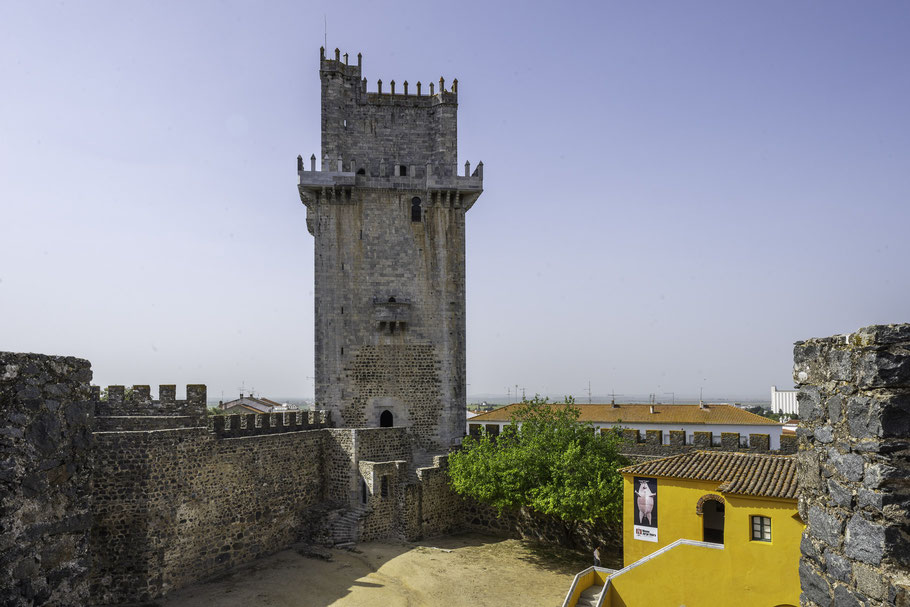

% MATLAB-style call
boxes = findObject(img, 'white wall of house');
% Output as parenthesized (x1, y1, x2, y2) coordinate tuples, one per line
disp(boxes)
(468, 420, 784, 450)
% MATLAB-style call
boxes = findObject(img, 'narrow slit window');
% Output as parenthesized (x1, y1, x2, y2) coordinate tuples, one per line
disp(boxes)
(411, 197, 422, 222)
(399, 164, 407, 176)
(380, 476, 389, 498)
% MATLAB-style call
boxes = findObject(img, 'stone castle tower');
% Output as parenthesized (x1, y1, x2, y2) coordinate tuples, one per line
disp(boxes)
(298, 48, 483, 452)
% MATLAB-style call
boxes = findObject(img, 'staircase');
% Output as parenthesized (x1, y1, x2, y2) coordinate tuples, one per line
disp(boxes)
(576, 584, 604, 607)
(328, 505, 368, 549)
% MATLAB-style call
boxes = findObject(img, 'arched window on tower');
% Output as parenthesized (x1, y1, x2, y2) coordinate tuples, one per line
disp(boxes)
(411, 197, 422, 222)
(380, 410, 393, 427)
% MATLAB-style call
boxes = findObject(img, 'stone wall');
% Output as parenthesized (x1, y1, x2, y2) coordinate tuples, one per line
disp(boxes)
(618, 431, 796, 460)
(794, 324, 910, 606)
(318, 48, 458, 175)
(92, 384, 206, 418)
(404, 455, 465, 540)
(91, 425, 327, 604)
(0, 352, 94, 606)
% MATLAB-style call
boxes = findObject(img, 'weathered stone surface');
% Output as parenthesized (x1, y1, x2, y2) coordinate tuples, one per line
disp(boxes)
(853, 562, 887, 600)
(304, 50, 480, 453)
(800, 560, 833, 607)
(795, 325, 910, 607)
(823, 549, 852, 583)
(815, 425, 834, 443)
(0, 352, 94, 607)
(833, 583, 868, 607)
(828, 448, 865, 482)
(827, 479, 853, 509)
(808, 506, 845, 549)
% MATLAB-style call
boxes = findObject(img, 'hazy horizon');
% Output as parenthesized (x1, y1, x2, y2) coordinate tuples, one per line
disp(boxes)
(2, 1, 908, 401)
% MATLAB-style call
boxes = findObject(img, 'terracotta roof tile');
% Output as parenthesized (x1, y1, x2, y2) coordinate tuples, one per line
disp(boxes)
(469, 403, 780, 426)
(619, 451, 797, 500)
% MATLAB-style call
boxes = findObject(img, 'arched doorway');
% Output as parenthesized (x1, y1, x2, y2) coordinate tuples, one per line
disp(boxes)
(703, 500, 725, 544)
(380, 410, 393, 427)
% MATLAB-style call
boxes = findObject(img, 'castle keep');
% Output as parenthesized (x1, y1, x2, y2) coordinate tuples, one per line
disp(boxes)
(298, 48, 483, 454)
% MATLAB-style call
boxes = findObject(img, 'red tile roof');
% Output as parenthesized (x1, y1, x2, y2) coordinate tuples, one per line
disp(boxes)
(619, 451, 797, 500)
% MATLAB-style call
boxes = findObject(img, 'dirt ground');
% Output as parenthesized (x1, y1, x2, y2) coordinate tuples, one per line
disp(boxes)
(161, 533, 616, 607)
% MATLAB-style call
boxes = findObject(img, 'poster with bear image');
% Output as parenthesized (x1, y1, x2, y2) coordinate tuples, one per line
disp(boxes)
(633, 477, 658, 542)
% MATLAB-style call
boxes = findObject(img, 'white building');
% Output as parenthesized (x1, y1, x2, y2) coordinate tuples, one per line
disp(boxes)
(468, 403, 785, 450)
(771, 386, 799, 416)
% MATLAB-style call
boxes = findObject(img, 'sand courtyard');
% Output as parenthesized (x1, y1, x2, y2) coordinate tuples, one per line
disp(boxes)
(160, 533, 616, 607)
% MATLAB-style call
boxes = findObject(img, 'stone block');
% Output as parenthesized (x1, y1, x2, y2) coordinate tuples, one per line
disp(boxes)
(845, 514, 885, 565)
(799, 560, 833, 607)
(749, 433, 769, 451)
(833, 583, 867, 607)
(814, 426, 834, 444)
(822, 549, 851, 583)
(669, 430, 685, 446)
(693, 431, 712, 448)
(798, 386, 823, 422)
(780, 434, 797, 454)
(721, 432, 740, 450)
(827, 479, 853, 509)
(853, 562, 887, 600)
(808, 505, 844, 549)
(828, 448, 864, 482)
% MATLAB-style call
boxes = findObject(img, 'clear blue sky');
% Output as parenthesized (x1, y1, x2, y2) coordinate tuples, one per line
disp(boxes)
(2, 1, 908, 402)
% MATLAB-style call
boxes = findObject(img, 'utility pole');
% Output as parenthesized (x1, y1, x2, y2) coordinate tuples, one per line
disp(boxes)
(587, 380, 592, 404)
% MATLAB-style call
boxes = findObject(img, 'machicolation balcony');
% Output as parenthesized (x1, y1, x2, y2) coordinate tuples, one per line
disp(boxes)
(373, 298, 411, 332)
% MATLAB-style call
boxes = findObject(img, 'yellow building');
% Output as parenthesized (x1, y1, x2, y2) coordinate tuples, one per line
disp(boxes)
(562, 451, 802, 607)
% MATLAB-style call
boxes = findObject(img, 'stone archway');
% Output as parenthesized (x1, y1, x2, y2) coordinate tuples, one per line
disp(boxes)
(695, 493, 725, 515)
(368, 396, 409, 429)
(697, 494, 725, 544)
(380, 410, 393, 427)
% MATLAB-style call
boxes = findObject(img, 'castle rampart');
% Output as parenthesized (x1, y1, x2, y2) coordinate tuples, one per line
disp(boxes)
(0, 352, 94, 606)
(795, 324, 910, 606)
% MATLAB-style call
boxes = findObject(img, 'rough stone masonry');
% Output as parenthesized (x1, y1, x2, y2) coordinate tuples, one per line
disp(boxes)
(298, 47, 484, 456)
(795, 324, 910, 606)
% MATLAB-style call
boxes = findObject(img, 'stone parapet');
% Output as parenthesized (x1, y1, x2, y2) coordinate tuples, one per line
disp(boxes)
(93, 384, 206, 418)
(210, 410, 332, 438)
(795, 324, 910, 606)
(0, 352, 94, 606)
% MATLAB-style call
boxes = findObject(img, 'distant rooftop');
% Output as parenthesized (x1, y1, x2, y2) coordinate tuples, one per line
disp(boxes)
(468, 403, 780, 426)
(620, 451, 797, 500)
(220, 395, 294, 414)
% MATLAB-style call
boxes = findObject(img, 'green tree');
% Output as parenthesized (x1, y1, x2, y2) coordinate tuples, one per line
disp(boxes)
(448, 396, 628, 528)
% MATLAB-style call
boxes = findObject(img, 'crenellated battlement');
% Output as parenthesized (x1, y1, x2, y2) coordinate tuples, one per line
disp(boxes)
(616, 429, 797, 460)
(210, 410, 333, 438)
(319, 47, 458, 107)
(92, 384, 207, 418)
